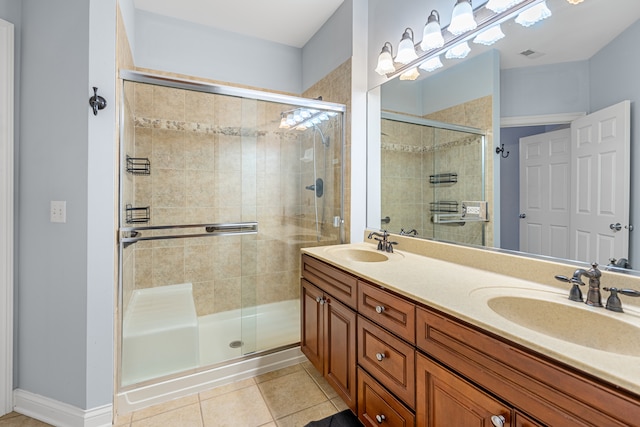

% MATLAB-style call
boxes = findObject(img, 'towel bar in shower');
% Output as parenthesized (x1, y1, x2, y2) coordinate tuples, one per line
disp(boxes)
(119, 222, 258, 244)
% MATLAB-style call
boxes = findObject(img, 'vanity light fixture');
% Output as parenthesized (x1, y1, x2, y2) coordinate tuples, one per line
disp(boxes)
(473, 24, 505, 45)
(445, 41, 471, 59)
(515, 1, 552, 27)
(449, 0, 477, 35)
(420, 10, 445, 51)
(396, 28, 419, 64)
(279, 108, 333, 131)
(419, 55, 443, 72)
(566, 0, 584, 3)
(375, 42, 396, 76)
(376, 0, 549, 81)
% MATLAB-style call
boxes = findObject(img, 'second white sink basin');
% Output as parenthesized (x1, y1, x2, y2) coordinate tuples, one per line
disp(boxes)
(487, 295, 640, 356)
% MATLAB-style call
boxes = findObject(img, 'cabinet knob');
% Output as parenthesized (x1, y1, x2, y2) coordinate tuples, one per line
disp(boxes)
(375, 352, 386, 361)
(491, 415, 505, 427)
(375, 305, 385, 314)
(315, 296, 326, 305)
(375, 414, 386, 423)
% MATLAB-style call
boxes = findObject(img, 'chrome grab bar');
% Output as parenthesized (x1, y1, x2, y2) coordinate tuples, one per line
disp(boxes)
(120, 222, 258, 243)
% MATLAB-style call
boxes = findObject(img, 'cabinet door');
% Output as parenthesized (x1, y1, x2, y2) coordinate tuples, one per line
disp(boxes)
(416, 353, 511, 427)
(301, 279, 323, 372)
(325, 295, 357, 411)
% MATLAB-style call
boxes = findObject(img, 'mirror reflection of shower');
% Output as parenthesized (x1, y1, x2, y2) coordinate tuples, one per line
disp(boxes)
(280, 107, 335, 242)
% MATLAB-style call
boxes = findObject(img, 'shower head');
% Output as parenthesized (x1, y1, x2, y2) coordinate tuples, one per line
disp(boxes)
(312, 124, 330, 148)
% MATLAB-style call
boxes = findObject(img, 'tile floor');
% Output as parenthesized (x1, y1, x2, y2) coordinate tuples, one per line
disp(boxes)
(0, 361, 350, 427)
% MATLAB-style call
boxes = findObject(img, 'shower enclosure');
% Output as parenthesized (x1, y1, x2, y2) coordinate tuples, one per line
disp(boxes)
(117, 71, 344, 395)
(380, 112, 486, 246)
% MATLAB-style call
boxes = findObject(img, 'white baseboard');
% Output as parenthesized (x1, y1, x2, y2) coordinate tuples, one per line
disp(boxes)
(13, 389, 112, 427)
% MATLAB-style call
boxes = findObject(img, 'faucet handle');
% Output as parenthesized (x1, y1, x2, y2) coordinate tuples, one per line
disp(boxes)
(603, 287, 640, 313)
(386, 241, 398, 253)
(554, 275, 584, 302)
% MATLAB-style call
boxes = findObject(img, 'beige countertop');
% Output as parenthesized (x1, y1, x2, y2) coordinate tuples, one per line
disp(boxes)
(302, 240, 640, 397)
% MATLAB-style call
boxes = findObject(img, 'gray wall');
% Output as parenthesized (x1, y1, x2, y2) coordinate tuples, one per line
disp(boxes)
(19, 0, 90, 408)
(500, 60, 590, 117)
(302, 0, 353, 92)
(3, 0, 115, 411)
(135, 10, 303, 94)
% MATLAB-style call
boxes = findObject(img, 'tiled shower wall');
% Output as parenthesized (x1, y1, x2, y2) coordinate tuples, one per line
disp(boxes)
(380, 119, 484, 245)
(120, 82, 342, 318)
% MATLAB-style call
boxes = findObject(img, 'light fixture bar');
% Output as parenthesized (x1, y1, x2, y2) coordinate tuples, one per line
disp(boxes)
(387, 0, 545, 79)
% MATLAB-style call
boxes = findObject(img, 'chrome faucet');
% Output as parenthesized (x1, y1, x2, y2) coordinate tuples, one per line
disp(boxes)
(554, 262, 603, 306)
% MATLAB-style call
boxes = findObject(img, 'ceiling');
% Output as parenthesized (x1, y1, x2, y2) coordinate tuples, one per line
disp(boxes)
(133, 0, 640, 69)
(133, 0, 345, 48)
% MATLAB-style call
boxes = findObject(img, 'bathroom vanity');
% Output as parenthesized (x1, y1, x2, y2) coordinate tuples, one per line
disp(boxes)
(300, 237, 640, 427)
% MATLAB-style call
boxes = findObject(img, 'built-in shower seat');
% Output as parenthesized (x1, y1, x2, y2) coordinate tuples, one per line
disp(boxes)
(122, 283, 199, 385)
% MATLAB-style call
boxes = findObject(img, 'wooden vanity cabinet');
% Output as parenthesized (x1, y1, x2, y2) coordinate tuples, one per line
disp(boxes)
(301, 254, 640, 427)
(416, 306, 640, 427)
(300, 255, 357, 411)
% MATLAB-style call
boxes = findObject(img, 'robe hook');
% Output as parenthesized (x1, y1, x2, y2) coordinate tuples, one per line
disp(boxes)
(496, 144, 509, 159)
(89, 86, 107, 116)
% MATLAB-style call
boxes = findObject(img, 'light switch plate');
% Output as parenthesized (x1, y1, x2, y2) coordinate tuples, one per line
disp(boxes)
(50, 200, 66, 223)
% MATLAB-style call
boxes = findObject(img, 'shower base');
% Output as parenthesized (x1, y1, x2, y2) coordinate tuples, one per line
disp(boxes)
(118, 298, 303, 414)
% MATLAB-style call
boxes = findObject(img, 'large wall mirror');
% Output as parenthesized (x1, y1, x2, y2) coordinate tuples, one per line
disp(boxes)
(367, 0, 640, 273)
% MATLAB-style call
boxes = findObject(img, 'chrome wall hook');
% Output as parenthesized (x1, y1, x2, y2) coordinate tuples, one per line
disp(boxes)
(495, 144, 509, 158)
(89, 86, 107, 116)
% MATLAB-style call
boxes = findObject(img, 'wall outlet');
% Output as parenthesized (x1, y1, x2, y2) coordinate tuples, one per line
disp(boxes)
(50, 200, 66, 223)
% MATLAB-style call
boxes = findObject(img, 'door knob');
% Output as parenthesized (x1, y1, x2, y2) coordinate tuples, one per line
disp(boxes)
(519, 213, 526, 219)
(610, 223, 622, 232)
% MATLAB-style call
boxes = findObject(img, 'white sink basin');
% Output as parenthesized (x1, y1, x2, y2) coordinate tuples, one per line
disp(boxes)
(487, 295, 640, 356)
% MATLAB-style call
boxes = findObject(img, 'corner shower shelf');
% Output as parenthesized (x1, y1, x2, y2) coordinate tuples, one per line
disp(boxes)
(126, 155, 151, 175)
(429, 172, 457, 184)
(430, 201, 458, 213)
(126, 204, 150, 224)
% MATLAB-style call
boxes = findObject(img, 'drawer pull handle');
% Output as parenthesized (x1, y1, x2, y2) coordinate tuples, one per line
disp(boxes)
(491, 415, 505, 427)
(375, 305, 385, 314)
(375, 414, 386, 423)
(375, 352, 386, 361)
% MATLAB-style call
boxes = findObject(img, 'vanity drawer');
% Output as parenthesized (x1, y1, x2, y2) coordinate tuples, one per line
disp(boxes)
(358, 315, 415, 408)
(358, 280, 415, 344)
(301, 254, 358, 309)
(358, 367, 415, 427)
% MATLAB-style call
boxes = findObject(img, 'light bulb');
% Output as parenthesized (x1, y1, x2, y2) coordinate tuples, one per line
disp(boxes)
(449, 0, 477, 36)
(419, 56, 443, 72)
(375, 42, 395, 75)
(473, 25, 505, 46)
(445, 41, 471, 59)
(516, 1, 552, 27)
(396, 28, 418, 64)
(420, 10, 444, 51)
(399, 67, 420, 81)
